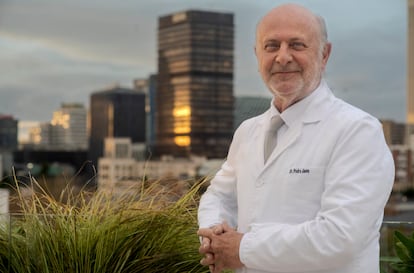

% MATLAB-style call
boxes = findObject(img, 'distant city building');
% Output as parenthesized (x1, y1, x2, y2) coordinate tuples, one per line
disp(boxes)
(50, 103, 87, 150)
(156, 10, 234, 158)
(0, 115, 18, 151)
(234, 96, 270, 131)
(381, 119, 406, 145)
(98, 138, 136, 189)
(17, 121, 40, 146)
(89, 84, 146, 167)
(408, 0, 414, 124)
(97, 137, 205, 190)
(28, 122, 50, 147)
(147, 74, 158, 154)
(0, 114, 18, 175)
(133, 75, 158, 154)
(390, 145, 413, 191)
(25, 103, 87, 151)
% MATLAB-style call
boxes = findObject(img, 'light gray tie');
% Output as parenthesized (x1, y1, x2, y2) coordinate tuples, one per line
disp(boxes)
(264, 116, 284, 163)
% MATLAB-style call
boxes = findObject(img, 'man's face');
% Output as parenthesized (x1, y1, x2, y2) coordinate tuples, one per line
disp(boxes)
(255, 8, 330, 105)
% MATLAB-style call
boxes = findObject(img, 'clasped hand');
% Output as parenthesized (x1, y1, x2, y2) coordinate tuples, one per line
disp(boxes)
(197, 222, 244, 273)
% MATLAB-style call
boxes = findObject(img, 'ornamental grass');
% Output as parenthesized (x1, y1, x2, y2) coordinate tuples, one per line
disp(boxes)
(0, 176, 210, 273)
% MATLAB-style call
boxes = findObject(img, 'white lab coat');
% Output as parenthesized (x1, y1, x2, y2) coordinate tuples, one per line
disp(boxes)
(198, 81, 395, 273)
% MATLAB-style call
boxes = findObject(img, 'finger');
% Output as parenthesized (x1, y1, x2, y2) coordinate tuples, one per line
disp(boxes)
(200, 252, 214, 266)
(212, 224, 224, 235)
(200, 236, 212, 252)
(198, 228, 214, 238)
(209, 264, 215, 273)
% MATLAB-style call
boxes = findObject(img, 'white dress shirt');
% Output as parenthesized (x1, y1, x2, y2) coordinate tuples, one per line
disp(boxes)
(198, 80, 395, 273)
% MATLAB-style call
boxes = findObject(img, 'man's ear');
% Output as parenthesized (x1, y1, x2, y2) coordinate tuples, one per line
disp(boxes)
(322, 42, 332, 66)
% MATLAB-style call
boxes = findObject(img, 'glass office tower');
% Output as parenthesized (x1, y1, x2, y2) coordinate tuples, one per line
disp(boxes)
(156, 10, 234, 158)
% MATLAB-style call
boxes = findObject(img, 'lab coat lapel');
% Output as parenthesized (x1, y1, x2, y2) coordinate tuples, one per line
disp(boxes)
(253, 114, 267, 171)
(261, 82, 334, 171)
(263, 121, 303, 169)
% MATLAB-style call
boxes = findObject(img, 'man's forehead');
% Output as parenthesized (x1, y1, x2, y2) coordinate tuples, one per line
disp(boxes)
(257, 5, 320, 34)
(256, 15, 320, 43)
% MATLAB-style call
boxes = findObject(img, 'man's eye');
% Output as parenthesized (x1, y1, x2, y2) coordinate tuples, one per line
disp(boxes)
(290, 42, 306, 50)
(264, 44, 279, 51)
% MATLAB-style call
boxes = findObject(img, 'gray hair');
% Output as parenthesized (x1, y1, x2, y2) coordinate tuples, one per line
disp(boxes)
(316, 15, 328, 44)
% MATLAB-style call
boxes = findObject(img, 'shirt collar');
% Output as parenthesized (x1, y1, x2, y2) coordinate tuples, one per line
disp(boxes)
(267, 79, 327, 128)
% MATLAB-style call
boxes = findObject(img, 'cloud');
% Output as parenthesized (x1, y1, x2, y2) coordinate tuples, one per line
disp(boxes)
(0, 35, 142, 121)
(0, 0, 408, 123)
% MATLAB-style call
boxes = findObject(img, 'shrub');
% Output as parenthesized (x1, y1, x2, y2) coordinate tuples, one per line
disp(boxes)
(0, 178, 209, 273)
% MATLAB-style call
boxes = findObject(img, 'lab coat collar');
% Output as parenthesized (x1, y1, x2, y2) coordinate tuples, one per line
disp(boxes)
(265, 79, 332, 127)
(300, 79, 334, 124)
(261, 79, 334, 168)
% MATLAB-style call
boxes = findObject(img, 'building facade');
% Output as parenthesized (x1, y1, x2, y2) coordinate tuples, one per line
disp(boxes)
(28, 122, 50, 148)
(0, 115, 18, 152)
(381, 119, 406, 146)
(97, 137, 204, 190)
(408, 0, 414, 124)
(50, 103, 88, 150)
(390, 145, 413, 191)
(89, 84, 146, 167)
(156, 10, 234, 158)
(25, 103, 87, 151)
(0, 115, 18, 175)
(134, 75, 158, 154)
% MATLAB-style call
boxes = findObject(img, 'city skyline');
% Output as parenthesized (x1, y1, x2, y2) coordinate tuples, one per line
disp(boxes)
(0, 0, 407, 125)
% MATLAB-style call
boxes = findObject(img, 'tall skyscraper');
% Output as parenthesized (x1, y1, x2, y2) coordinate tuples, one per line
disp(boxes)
(407, 0, 414, 124)
(156, 10, 234, 159)
(89, 84, 146, 167)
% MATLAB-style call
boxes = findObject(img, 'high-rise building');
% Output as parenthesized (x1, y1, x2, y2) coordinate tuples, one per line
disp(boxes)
(407, 0, 414, 124)
(50, 103, 88, 150)
(156, 10, 234, 158)
(89, 84, 146, 167)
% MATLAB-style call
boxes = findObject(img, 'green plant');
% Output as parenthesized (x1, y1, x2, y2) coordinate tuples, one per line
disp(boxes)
(0, 178, 211, 273)
(390, 230, 414, 273)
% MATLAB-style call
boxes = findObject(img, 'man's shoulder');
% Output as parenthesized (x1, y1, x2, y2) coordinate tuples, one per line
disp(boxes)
(334, 97, 378, 121)
(327, 96, 381, 130)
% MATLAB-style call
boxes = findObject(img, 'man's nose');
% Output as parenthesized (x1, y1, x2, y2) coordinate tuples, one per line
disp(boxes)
(274, 44, 293, 66)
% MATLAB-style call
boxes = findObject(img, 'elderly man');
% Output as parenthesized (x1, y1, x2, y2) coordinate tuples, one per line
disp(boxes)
(197, 3, 394, 273)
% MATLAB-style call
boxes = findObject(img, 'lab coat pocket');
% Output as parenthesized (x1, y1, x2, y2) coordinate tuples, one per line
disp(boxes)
(283, 167, 326, 220)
